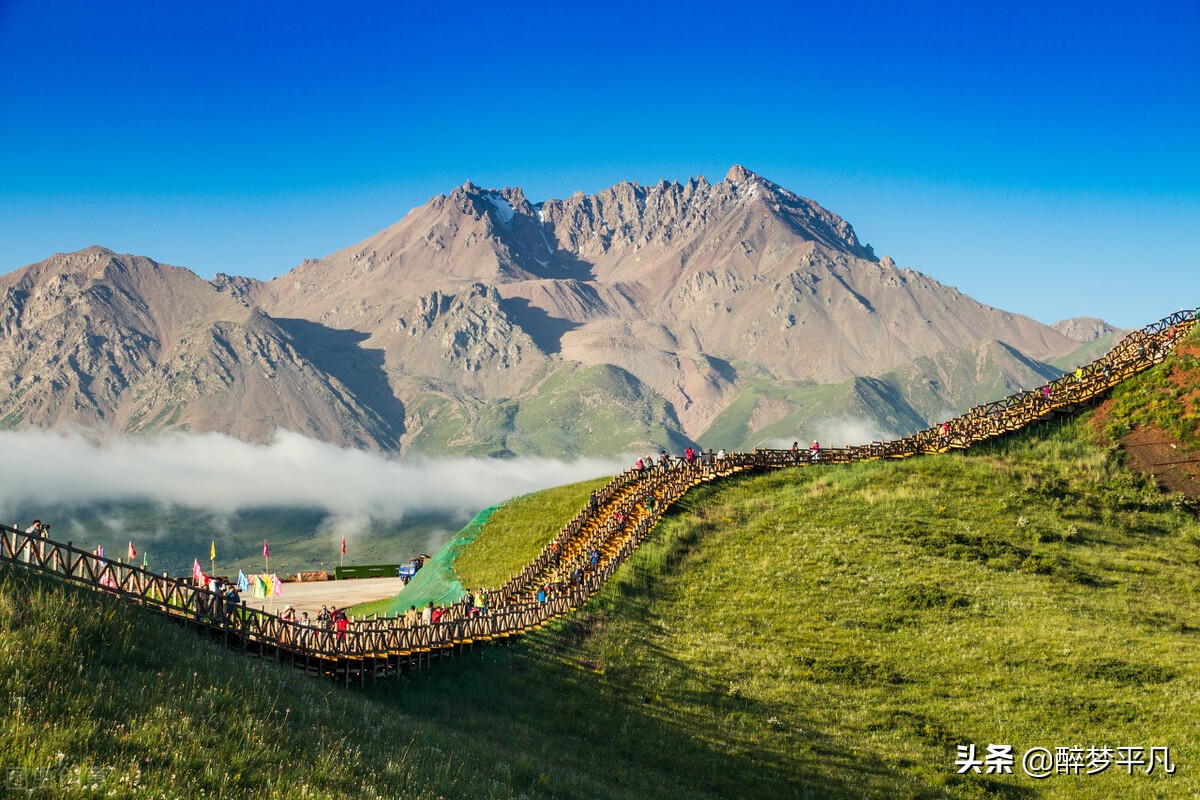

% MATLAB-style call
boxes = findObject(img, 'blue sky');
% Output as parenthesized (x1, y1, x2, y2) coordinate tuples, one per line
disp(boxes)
(1, 0, 1196, 329)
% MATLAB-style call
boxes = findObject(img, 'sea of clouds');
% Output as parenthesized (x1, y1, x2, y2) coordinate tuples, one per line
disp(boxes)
(0, 428, 629, 522)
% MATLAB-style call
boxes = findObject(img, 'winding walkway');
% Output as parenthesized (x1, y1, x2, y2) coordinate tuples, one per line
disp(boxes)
(1, 308, 1195, 684)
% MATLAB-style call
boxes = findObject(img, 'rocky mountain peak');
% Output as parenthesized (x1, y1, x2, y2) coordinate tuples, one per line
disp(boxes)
(1052, 317, 1128, 342)
(725, 164, 756, 183)
(0, 169, 1099, 457)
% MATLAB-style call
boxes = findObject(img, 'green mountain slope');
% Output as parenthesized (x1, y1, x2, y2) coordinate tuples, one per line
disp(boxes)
(881, 339, 1062, 423)
(404, 363, 692, 457)
(697, 375, 928, 451)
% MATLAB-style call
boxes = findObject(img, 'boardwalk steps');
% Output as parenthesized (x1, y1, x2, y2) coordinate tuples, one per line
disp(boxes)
(1, 308, 1195, 684)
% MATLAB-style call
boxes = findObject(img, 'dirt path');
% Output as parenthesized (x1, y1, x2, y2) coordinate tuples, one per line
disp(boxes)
(243, 577, 405, 620)
(1119, 428, 1200, 501)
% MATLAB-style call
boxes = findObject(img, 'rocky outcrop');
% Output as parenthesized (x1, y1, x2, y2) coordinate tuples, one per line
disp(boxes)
(1052, 317, 1129, 342)
(0, 248, 398, 449)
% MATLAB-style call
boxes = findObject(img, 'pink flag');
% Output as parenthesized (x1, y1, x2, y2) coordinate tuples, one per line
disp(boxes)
(192, 559, 203, 585)
(341, 536, 346, 555)
(263, 540, 269, 558)
(128, 542, 136, 560)
(271, 573, 283, 597)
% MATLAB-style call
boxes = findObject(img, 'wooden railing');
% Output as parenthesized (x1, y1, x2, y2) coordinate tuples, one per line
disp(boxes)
(1, 307, 1195, 682)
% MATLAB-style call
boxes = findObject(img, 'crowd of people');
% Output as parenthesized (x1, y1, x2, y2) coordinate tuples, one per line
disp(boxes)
(633, 447, 733, 474)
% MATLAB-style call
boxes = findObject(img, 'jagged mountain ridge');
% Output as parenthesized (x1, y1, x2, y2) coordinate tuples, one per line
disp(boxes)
(1, 167, 1101, 454)
(244, 165, 1079, 441)
(0, 248, 394, 447)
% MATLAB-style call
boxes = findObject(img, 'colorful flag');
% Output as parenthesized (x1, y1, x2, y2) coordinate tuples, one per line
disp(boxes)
(141, 550, 148, 570)
(237, 570, 249, 592)
(128, 542, 136, 560)
(253, 575, 268, 599)
(271, 573, 283, 597)
(210, 540, 216, 561)
(341, 536, 346, 555)
(263, 540, 269, 558)
(192, 559, 204, 586)
(97, 545, 104, 559)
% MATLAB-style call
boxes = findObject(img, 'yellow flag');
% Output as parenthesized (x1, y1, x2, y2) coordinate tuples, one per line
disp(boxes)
(210, 540, 216, 561)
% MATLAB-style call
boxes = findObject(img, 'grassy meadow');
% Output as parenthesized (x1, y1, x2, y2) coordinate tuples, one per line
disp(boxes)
(451, 477, 610, 589)
(4, 407, 1198, 798)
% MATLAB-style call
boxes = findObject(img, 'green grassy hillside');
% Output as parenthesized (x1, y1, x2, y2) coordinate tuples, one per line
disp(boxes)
(5, 331, 1200, 798)
(6, 415, 1197, 799)
(451, 477, 609, 590)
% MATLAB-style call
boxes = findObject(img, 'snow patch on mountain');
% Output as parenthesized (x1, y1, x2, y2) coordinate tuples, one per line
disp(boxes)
(486, 193, 515, 225)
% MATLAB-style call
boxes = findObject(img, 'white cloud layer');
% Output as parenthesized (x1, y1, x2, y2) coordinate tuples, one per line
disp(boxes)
(765, 416, 896, 450)
(0, 429, 628, 520)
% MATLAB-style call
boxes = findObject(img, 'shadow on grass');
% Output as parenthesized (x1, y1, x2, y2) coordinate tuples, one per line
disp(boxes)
(359, 480, 1034, 800)
(371, 634, 907, 800)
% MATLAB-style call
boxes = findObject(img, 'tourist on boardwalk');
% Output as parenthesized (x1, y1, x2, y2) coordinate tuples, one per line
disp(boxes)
(791, 442, 800, 464)
(225, 586, 242, 619)
(404, 605, 419, 626)
(278, 604, 295, 643)
(335, 610, 348, 645)
(23, 519, 45, 562)
(422, 602, 434, 625)
(317, 605, 332, 629)
(717, 448, 726, 460)
(810, 441, 820, 462)
(474, 589, 487, 616)
(589, 548, 600, 569)
(536, 585, 547, 604)
(431, 605, 446, 624)
(588, 491, 599, 514)
(297, 612, 311, 646)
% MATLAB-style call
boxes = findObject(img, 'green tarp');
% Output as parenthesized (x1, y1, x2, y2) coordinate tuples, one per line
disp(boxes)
(365, 504, 499, 616)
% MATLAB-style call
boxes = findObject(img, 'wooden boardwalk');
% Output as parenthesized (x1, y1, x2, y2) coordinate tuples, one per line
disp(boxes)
(1, 308, 1195, 685)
